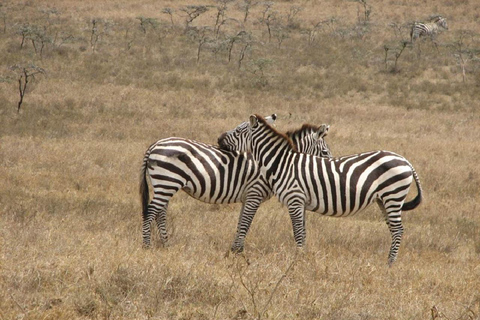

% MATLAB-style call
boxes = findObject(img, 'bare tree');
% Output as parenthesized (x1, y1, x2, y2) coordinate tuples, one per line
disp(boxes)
(259, 2, 276, 42)
(9, 64, 46, 113)
(383, 41, 408, 73)
(448, 30, 479, 83)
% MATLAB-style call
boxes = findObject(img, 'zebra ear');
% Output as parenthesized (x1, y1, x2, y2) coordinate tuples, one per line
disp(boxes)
(249, 115, 258, 128)
(319, 124, 330, 138)
(265, 114, 277, 126)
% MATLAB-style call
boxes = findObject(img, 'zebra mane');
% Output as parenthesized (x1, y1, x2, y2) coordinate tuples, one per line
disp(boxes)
(285, 124, 324, 138)
(255, 114, 298, 152)
(429, 15, 444, 22)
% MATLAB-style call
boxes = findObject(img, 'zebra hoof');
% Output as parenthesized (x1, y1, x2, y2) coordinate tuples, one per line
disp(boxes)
(230, 246, 244, 254)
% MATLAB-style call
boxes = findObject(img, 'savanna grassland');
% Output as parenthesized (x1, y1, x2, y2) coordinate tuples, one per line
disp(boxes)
(1, 0, 480, 319)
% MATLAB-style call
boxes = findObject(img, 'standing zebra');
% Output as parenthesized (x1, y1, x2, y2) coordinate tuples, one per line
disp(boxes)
(140, 115, 333, 252)
(411, 15, 448, 43)
(218, 114, 423, 266)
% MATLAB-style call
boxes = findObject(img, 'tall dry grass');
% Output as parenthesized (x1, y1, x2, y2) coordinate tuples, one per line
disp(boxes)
(1, 0, 480, 319)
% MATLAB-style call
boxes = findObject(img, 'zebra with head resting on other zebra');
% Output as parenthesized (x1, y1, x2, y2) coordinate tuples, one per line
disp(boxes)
(140, 114, 333, 253)
(218, 114, 423, 266)
(411, 15, 448, 44)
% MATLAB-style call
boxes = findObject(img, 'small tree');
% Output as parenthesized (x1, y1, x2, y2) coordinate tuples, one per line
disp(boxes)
(259, 2, 276, 42)
(136, 16, 159, 34)
(383, 41, 408, 73)
(162, 8, 175, 27)
(356, 0, 372, 25)
(89, 19, 112, 52)
(187, 26, 212, 64)
(181, 5, 208, 30)
(213, 0, 235, 37)
(9, 64, 46, 113)
(286, 5, 302, 29)
(247, 58, 274, 87)
(448, 30, 480, 84)
(239, 0, 256, 24)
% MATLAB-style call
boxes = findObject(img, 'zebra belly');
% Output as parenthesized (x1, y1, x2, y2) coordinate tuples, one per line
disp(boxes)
(181, 185, 245, 204)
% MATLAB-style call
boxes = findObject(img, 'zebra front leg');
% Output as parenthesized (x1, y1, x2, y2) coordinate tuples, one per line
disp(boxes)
(288, 198, 306, 248)
(231, 198, 262, 253)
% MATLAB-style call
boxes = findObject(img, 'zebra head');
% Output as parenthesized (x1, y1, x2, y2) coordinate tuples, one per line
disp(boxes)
(219, 115, 333, 159)
(433, 16, 448, 30)
(218, 114, 277, 152)
(286, 124, 332, 158)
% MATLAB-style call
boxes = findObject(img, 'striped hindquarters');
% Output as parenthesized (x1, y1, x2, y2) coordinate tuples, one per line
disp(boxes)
(146, 137, 261, 204)
(296, 151, 417, 216)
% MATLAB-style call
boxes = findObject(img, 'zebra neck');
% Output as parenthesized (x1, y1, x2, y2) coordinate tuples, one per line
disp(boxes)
(255, 139, 294, 184)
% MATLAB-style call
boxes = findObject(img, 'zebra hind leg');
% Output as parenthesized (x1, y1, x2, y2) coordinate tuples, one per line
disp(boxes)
(154, 204, 169, 246)
(380, 200, 404, 267)
(142, 203, 157, 248)
(143, 196, 171, 248)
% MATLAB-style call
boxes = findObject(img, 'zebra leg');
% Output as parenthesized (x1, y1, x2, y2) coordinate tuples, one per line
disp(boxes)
(288, 198, 306, 248)
(155, 204, 169, 246)
(230, 198, 262, 253)
(142, 203, 157, 248)
(384, 205, 404, 267)
(143, 191, 176, 247)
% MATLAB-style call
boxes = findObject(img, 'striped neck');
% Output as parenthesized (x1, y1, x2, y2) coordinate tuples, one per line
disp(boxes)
(250, 115, 296, 174)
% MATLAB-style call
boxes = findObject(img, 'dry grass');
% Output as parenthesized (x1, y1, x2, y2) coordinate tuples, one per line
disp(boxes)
(1, 0, 480, 319)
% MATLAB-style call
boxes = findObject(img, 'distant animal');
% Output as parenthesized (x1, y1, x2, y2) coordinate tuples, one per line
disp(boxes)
(411, 16, 448, 43)
(140, 114, 332, 252)
(218, 114, 423, 266)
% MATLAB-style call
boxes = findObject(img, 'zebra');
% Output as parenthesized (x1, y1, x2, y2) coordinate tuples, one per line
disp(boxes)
(411, 15, 448, 44)
(218, 114, 423, 266)
(140, 114, 333, 252)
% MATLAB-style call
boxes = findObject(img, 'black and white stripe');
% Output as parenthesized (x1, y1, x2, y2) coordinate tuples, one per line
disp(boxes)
(140, 115, 332, 252)
(218, 114, 423, 266)
(286, 124, 332, 159)
(411, 16, 448, 43)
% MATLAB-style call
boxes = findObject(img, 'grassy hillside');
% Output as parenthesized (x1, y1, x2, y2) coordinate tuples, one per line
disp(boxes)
(1, 0, 479, 319)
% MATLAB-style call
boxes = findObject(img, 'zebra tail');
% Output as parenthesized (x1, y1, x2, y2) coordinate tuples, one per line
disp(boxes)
(401, 168, 423, 211)
(140, 151, 150, 220)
